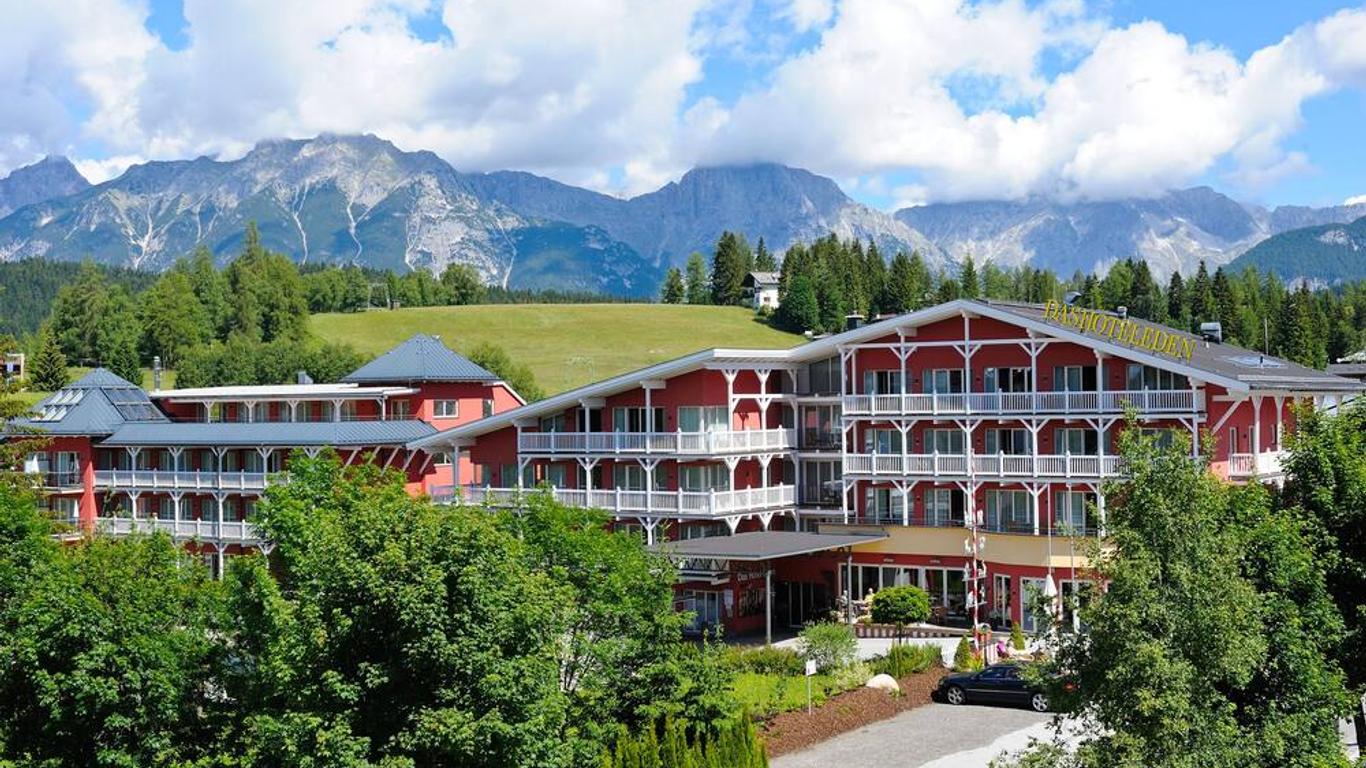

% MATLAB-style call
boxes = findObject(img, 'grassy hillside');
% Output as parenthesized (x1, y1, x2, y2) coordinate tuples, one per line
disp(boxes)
(1228, 214, 1366, 282)
(310, 304, 805, 395)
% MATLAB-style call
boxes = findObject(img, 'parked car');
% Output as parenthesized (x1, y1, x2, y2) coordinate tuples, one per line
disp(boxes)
(936, 662, 1050, 712)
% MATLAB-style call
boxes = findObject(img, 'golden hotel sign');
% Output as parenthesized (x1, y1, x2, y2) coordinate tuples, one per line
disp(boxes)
(1042, 300, 1194, 362)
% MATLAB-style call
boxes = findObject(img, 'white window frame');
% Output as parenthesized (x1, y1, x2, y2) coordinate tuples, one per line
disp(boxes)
(924, 368, 964, 394)
(433, 400, 459, 418)
(923, 428, 965, 454)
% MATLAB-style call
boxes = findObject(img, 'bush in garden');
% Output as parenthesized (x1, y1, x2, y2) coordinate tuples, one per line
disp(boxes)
(723, 645, 805, 676)
(798, 622, 858, 671)
(869, 584, 932, 629)
(952, 635, 983, 672)
(1010, 621, 1027, 651)
(829, 661, 874, 692)
(873, 643, 941, 678)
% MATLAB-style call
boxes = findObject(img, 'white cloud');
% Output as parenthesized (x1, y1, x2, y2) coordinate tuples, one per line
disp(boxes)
(72, 154, 145, 184)
(0, 0, 1364, 205)
(690, 0, 1366, 203)
(1345, 194, 1366, 206)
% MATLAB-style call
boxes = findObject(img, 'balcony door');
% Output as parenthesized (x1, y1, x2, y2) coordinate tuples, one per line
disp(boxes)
(612, 406, 664, 433)
(984, 367, 1031, 393)
(677, 406, 728, 433)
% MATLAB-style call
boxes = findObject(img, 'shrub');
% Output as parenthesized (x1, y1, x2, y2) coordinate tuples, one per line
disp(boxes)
(828, 661, 873, 692)
(723, 645, 804, 676)
(869, 584, 931, 628)
(603, 716, 768, 768)
(798, 622, 858, 671)
(872, 643, 941, 678)
(952, 636, 982, 672)
(1010, 621, 1026, 651)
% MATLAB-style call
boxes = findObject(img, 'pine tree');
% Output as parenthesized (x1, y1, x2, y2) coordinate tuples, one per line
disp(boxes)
(1212, 267, 1238, 341)
(778, 275, 820, 332)
(754, 237, 776, 271)
(660, 268, 685, 304)
(710, 231, 751, 306)
(863, 241, 887, 316)
(816, 268, 846, 333)
(959, 254, 980, 299)
(1167, 271, 1189, 329)
(28, 323, 68, 391)
(684, 253, 710, 305)
(1190, 261, 1215, 324)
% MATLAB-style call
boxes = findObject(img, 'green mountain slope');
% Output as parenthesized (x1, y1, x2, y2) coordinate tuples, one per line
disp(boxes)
(1228, 215, 1366, 283)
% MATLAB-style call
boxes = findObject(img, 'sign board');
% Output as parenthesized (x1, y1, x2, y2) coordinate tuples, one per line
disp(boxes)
(1043, 299, 1195, 362)
(804, 659, 817, 677)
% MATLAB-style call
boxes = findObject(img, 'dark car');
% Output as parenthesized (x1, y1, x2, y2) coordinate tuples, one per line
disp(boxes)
(936, 662, 1050, 712)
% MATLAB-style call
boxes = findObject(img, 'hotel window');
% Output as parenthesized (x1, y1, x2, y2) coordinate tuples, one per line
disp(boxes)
(545, 463, 568, 488)
(612, 406, 665, 432)
(1054, 428, 1099, 455)
(862, 370, 903, 395)
(1055, 491, 1094, 533)
(1228, 427, 1239, 454)
(1052, 365, 1097, 392)
(433, 400, 459, 418)
(800, 460, 841, 506)
(806, 356, 841, 395)
(1125, 364, 1189, 391)
(540, 413, 567, 432)
(984, 428, 1029, 455)
(339, 401, 359, 421)
(678, 406, 728, 432)
(863, 428, 903, 454)
(923, 428, 965, 454)
(434, 452, 451, 466)
(1020, 577, 1048, 633)
(483, 398, 494, 418)
(389, 400, 411, 420)
(924, 369, 964, 394)
(49, 496, 78, 521)
(680, 464, 730, 492)
(863, 487, 904, 523)
(984, 367, 1032, 393)
(613, 463, 665, 491)
(924, 488, 964, 526)
(985, 489, 1032, 532)
(1140, 428, 1179, 449)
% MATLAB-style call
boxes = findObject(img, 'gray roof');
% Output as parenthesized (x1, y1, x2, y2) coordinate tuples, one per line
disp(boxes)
(652, 530, 888, 561)
(101, 419, 436, 447)
(9, 368, 168, 435)
(342, 334, 497, 384)
(744, 271, 780, 287)
(984, 301, 1365, 393)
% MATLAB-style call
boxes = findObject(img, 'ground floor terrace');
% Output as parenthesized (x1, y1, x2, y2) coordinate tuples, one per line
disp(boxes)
(656, 526, 1095, 643)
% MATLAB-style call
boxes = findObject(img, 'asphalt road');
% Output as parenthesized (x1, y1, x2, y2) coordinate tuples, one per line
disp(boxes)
(772, 703, 1057, 768)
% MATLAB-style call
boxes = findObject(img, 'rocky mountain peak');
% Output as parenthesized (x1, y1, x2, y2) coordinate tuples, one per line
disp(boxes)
(0, 155, 91, 219)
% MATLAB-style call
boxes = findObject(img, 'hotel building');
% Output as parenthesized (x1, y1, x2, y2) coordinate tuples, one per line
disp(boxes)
(410, 299, 1361, 637)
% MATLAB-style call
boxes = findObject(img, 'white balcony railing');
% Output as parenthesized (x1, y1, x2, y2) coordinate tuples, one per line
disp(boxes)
(842, 389, 1201, 417)
(1226, 450, 1287, 479)
(517, 428, 795, 455)
(93, 516, 263, 545)
(843, 453, 1122, 479)
(94, 469, 280, 492)
(433, 483, 796, 518)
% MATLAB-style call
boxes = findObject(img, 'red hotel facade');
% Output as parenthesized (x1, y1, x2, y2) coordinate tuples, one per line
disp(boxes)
(411, 299, 1361, 636)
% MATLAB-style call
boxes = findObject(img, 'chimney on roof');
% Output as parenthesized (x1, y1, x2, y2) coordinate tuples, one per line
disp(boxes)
(1116, 306, 1128, 319)
(845, 313, 865, 332)
(297, 370, 314, 385)
(152, 356, 162, 390)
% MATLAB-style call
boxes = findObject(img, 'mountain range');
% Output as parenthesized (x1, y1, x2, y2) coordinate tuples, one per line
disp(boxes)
(1228, 215, 1366, 284)
(0, 133, 1362, 292)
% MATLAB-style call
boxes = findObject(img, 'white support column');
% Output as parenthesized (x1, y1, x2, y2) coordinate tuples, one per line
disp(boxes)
(757, 454, 773, 488)
(1273, 395, 1285, 449)
(1251, 394, 1263, 464)
(332, 399, 344, 423)
(378, 398, 387, 421)
(1029, 483, 1045, 536)
(171, 491, 183, 522)
(721, 368, 740, 427)
(287, 400, 298, 422)
(243, 401, 254, 423)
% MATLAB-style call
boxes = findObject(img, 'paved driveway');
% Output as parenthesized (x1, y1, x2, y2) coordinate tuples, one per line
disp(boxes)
(772, 703, 1059, 768)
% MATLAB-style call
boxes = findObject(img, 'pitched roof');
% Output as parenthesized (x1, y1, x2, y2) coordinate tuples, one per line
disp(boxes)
(341, 334, 498, 384)
(101, 419, 436, 447)
(10, 368, 168, 435)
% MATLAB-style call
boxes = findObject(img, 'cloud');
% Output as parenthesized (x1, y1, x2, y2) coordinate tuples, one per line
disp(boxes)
(1346, 194, 1366, 206)
(690, 0, 1366, 203)
(72, 154, 146, 185)
(0, 0, 1363, 205)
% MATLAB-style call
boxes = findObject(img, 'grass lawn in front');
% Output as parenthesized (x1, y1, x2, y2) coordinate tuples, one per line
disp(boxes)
(310, 303, 805, 395)
(732, 671, 847, 717)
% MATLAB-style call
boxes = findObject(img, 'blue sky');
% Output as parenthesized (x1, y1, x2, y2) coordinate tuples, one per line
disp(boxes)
(5, 1, 1365, 210)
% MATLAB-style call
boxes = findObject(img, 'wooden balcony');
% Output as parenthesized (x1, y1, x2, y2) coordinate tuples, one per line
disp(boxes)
(842, 389, 1201, 418)
(94, 469, 281, 492)
(93, 516, 263, 545)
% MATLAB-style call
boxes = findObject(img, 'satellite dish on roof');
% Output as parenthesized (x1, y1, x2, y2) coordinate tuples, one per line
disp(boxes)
(1063, 291, 1083, 307)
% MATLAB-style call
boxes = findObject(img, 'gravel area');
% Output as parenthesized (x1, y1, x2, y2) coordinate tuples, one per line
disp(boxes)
(762, 668, 948, 758)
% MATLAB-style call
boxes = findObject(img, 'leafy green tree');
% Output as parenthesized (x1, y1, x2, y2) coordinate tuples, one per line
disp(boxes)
(660, 267, 685, 304)
(49, 260, 118, 365)
(468, 341, 546, 402)
(139, 270, 209, 367)
(28, 323, 68, 391)
(441, 263, 487, 305)
(225, 223, 310, 342)
(176, 246, 231, 337)
(0, 486, 228, 767)
(93, 286, 143, 383)
(797, 622, 857, 671)
(869, 584, 931, 640)
(1281, 402, 1366, 692)
(684, 253, 710, 305)
(1016, 428, 1352, 768)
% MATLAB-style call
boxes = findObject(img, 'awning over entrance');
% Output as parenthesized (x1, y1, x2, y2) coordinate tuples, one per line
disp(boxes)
(652, 530, 887, 561)
(653, 531, 888, 645)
